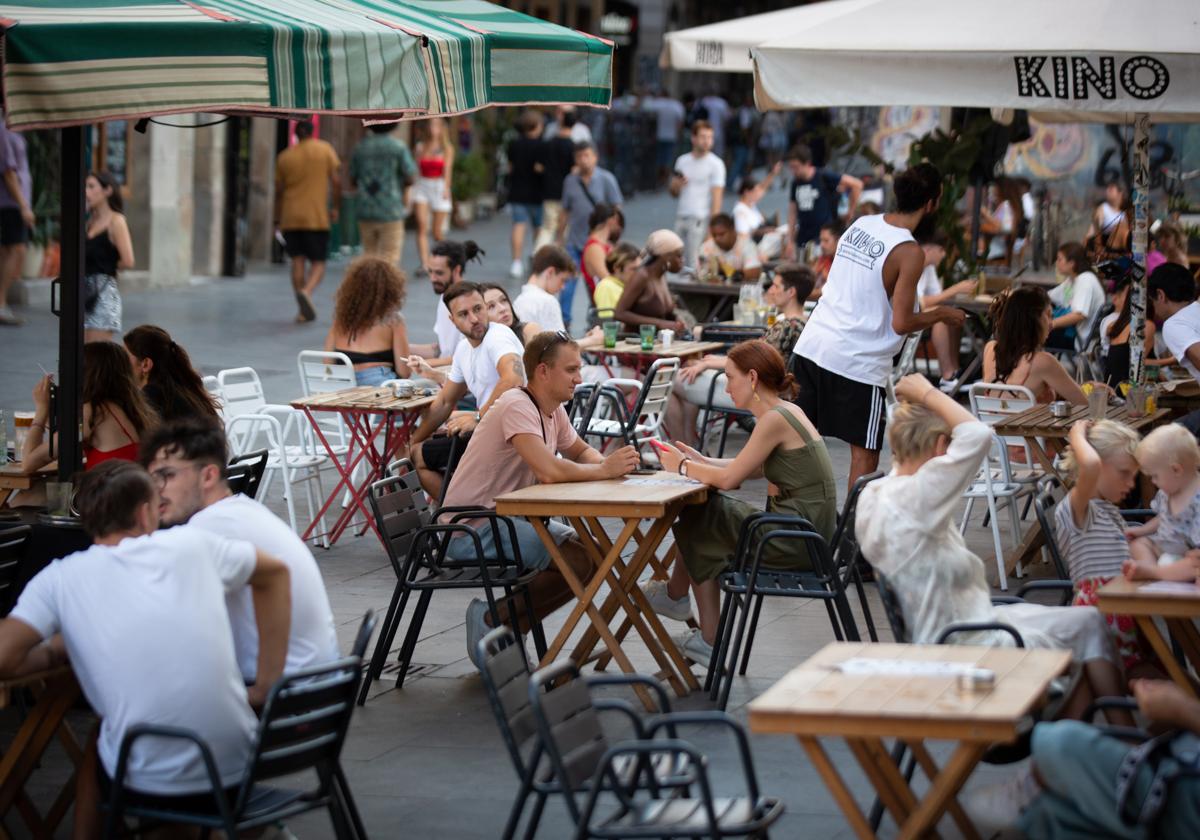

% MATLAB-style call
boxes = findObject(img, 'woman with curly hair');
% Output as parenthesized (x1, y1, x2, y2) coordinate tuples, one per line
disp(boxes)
(982, 285, 1085, 405)
(22, 341, 158, 473)
(323, 257, 412, 386)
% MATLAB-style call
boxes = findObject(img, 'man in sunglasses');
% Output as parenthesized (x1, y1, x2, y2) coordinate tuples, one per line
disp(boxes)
(443, 330, 640, 664)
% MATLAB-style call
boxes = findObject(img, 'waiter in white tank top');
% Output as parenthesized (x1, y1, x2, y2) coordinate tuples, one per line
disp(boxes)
(791, 162, 965, 492)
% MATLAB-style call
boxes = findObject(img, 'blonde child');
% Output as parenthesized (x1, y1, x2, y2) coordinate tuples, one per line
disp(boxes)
(1055, 419, 1145, 670)
(1124, 424, 1200, 582)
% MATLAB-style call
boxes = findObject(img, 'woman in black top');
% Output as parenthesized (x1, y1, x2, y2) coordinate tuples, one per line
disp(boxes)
(84, 171, 135, 341)
(124, 325, 220, 424)
(323, 257, 412, 386)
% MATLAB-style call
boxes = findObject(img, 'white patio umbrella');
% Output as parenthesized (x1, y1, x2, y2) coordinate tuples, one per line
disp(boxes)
(659, 0, 873, 73)
(751, 0, 1200, 382)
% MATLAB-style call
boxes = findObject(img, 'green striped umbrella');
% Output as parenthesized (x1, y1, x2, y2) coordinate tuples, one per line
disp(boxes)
(0, 0, 614, 129)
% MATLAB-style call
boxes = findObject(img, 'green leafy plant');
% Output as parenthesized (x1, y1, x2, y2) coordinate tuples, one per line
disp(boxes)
(451, 151, 489, 203)
(25, 129, 61, 246)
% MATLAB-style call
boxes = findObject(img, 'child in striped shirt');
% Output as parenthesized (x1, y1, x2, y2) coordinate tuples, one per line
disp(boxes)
(1053, 418, 1144, 670)
(1124, 423, 1200, 582)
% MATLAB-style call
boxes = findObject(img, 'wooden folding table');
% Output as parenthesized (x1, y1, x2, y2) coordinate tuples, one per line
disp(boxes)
(1097, 577, 1200, 697)
(0, 666, 83, 839)
(748, 642, 1070, 840)
(291, 386, 434, 547)
(494, 476, 707, 699)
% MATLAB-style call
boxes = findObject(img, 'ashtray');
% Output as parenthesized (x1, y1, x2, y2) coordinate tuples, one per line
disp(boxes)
(1049, 401, 1071, 418)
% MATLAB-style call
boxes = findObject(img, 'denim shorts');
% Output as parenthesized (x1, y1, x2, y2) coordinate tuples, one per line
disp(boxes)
(511, 202, 544, 228)
(446, 516, 575, 572)
(354, 365, 397, 387)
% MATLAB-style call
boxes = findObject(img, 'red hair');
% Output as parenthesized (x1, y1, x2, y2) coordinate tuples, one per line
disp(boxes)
(727, 339, 797, 398)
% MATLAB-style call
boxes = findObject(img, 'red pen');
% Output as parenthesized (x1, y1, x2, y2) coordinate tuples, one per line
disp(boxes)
(648, 439, 670, 453)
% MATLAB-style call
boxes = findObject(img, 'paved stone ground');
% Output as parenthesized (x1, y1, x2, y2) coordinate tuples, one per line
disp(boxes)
(0, 182, 1038, 838)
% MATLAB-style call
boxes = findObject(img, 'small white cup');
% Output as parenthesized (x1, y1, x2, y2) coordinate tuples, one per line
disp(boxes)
(660, 329, 674, 349)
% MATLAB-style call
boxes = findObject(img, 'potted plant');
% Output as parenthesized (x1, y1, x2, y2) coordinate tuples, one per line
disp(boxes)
(451, 151, 488, 227)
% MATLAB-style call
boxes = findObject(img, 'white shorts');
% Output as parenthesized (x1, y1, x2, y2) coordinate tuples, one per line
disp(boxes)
(411, 176, 451, 213)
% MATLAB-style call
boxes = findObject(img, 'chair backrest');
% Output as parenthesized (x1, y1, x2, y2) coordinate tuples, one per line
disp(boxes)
(226, 449, 269, 499)
(216, 367, 268, 420)
(367, 462, 434, 578)
(874, 572, 911, 644)
(297, 350, 358, 397)
(626, 357, 680, 434)
(1032, 485, 1071, 581)
(968, 381, 1037, 452)
(830, 470, 883, 577)
(528, 662, 608, 815)
(566, 383, 597, 431)
(890, 332, 923, 386)
(350, 610, 378, 659)
(0, 526, 30, 617)
(236, 657, 361, 810)
(202, 375, 226, 420)
(477, 626, 538, 780)
(699, 323, 766, 350)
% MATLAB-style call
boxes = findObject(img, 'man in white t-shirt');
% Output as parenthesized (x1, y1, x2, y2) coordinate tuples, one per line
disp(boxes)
(410, 281, 526, 499)
(698, 213, 761, 282)
(1047, 244, 1106, 352)
(513, 244, 575, 332)
(916, 233, 978, 392)
(143, 418, 340, 683)
(792, 163, 965, 491)
(0, 460, 290, 827)
(411, 239, 484, 366)
(1151, 263, 1200, 381)
(670, 121, 725, 270)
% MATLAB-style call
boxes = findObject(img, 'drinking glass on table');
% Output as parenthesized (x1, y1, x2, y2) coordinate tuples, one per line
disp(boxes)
(639, 324, 656, 351)
(603, 321, 619, 349)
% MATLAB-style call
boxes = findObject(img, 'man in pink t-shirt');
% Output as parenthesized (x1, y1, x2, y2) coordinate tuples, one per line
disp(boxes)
(444, 331, 639, 664)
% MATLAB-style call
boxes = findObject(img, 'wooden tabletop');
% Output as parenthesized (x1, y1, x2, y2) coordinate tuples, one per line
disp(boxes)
(495, 475, 707, 519)
(951, 294, 994, 316)
(748, 642, 1071, 742)
(1096, 577, 1200, 618)
(993, 403, 1171, 439)
(290, 386, 436, 413)
(0, 463, 54, 491)
(602, 339, 726, 359)
(0, 665, 73, 709)
(667, 279, 745, 297)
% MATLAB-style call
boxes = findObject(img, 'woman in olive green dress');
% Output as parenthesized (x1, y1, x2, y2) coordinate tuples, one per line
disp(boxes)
(650, 339, 838, 663)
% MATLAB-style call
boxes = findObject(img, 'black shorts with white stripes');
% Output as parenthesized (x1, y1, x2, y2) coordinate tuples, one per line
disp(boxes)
(791, 353, 887, 452)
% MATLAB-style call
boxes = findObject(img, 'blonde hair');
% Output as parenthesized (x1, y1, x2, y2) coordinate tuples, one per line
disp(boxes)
(1060, 419, 1141, 479)
(887, 402, 951, 463)
(1136, 423, 1200, 472)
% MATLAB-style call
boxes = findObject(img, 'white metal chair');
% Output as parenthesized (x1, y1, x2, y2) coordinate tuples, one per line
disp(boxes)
(296, 350, 356, 455)
(959, 431, 1035, 591)
(883, 332, 924, 421)
(215, 367, 329, 543)
(583, 358, 680, 454)
(968, 382, 1044, 479)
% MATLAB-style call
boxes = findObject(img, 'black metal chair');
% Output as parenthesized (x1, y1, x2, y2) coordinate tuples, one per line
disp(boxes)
(477, 627, 691, 840)
(103, 646, 369, 839)
(705, 522, 854, 710)
(694, 325, 763, 457)
(530, 661, 784, 839)
(0, 525, 31, 617)
(357, 460, 544, 704)
(226, 449, 268, 500)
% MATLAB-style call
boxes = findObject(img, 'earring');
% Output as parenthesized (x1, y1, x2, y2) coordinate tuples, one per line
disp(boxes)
(753, 387, 760, 402)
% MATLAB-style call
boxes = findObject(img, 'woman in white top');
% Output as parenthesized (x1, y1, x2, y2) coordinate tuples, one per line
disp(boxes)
(1086, 181, 1131, 257)
(856, 373, 1124, 717)
(1047, 241, 1106, 352)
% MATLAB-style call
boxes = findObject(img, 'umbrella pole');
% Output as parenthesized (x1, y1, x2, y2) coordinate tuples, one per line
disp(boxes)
(56, 126, 86, 480)
(1129, 113, 1150, 384)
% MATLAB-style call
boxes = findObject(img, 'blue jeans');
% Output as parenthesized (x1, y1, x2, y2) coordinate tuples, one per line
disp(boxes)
(354, 365, 397, 387)
(445, 516, 575, 572)
(1020, 721, 1200, 839)
(511, 202, 543, 228)
(558, 244, 585, 328)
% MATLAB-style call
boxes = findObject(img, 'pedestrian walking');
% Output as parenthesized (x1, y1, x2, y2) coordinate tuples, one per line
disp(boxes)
(83, 171, 134, 342)
(642, 90, 685, 188)
(349, 123, 416, 268)
(670, 121, 725, 272)
(557, 141, 622, 329)
(534, 112, 577, 252)
(274, 120, 340, 323)
(507, 110, 545, 278)
(790, 162, 964, 492)
(0, 114, 34, 326)
(783, 143, 862, 260)
(412, 117, 454, 272)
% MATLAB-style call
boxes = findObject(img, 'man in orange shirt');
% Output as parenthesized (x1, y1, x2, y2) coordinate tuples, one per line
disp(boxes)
(274, 120, 341, 322)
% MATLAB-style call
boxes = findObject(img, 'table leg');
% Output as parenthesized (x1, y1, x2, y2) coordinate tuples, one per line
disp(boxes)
(596, 544, 697, 671)
(1167, 617, 1200, 689)
(0, 675, 81, 832)
(1002, 517, 1046, 588)
(797, 736, 876, 840)
(846, 738, 916, 828)
(1136, 616, 1198, 698)
(904, 741, 979, 840)
(300, 407, 377, 544)
(895, 742, 987, 840)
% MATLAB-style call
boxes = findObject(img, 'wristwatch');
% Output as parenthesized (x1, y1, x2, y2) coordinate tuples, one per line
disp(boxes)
(474, 411, 481, 422)
(679, 458, 690, 477)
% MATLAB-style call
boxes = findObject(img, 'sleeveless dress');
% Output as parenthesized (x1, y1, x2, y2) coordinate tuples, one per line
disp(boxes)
(673, 406, 838, 582)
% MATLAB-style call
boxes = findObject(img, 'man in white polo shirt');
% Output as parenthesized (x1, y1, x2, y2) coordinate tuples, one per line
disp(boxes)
(513, 244, 575, 332)
(791, 162, 965, 491)
(410, 281, 526, 499)
(0, 460, 291, 830)
(143, 417, 340, 683)
(670, 120, 725, 270)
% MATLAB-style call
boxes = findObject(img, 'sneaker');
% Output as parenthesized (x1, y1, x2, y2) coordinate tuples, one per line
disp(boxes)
(641, 579, 692, 622)
(0, 306, 20, 326)
(465, 598, 491, 669)
(680, 628, 713, 667)
(509, 259, 524, 278)
(961, 764, 1041, 838)
(938, 370, 961, 393)
(294, 290, 317, 322)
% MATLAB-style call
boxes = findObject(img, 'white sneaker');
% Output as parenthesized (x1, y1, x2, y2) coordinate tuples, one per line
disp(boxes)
(0, 305, 21, 326)
(509, 259, 524, 278)
(680, 628, 713, 667)
(961, 764, 1040, 838)
(938, 372, 961, 393)
(641, 579, 692, 622)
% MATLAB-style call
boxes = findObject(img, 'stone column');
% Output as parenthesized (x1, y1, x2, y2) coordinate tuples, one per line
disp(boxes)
(145, 116, 196, 288)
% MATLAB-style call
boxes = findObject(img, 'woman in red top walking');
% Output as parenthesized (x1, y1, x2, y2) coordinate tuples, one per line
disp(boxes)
(22, 341, 158, 474)
(412, 118, 455, 271)
(580, 203, 622, 296)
